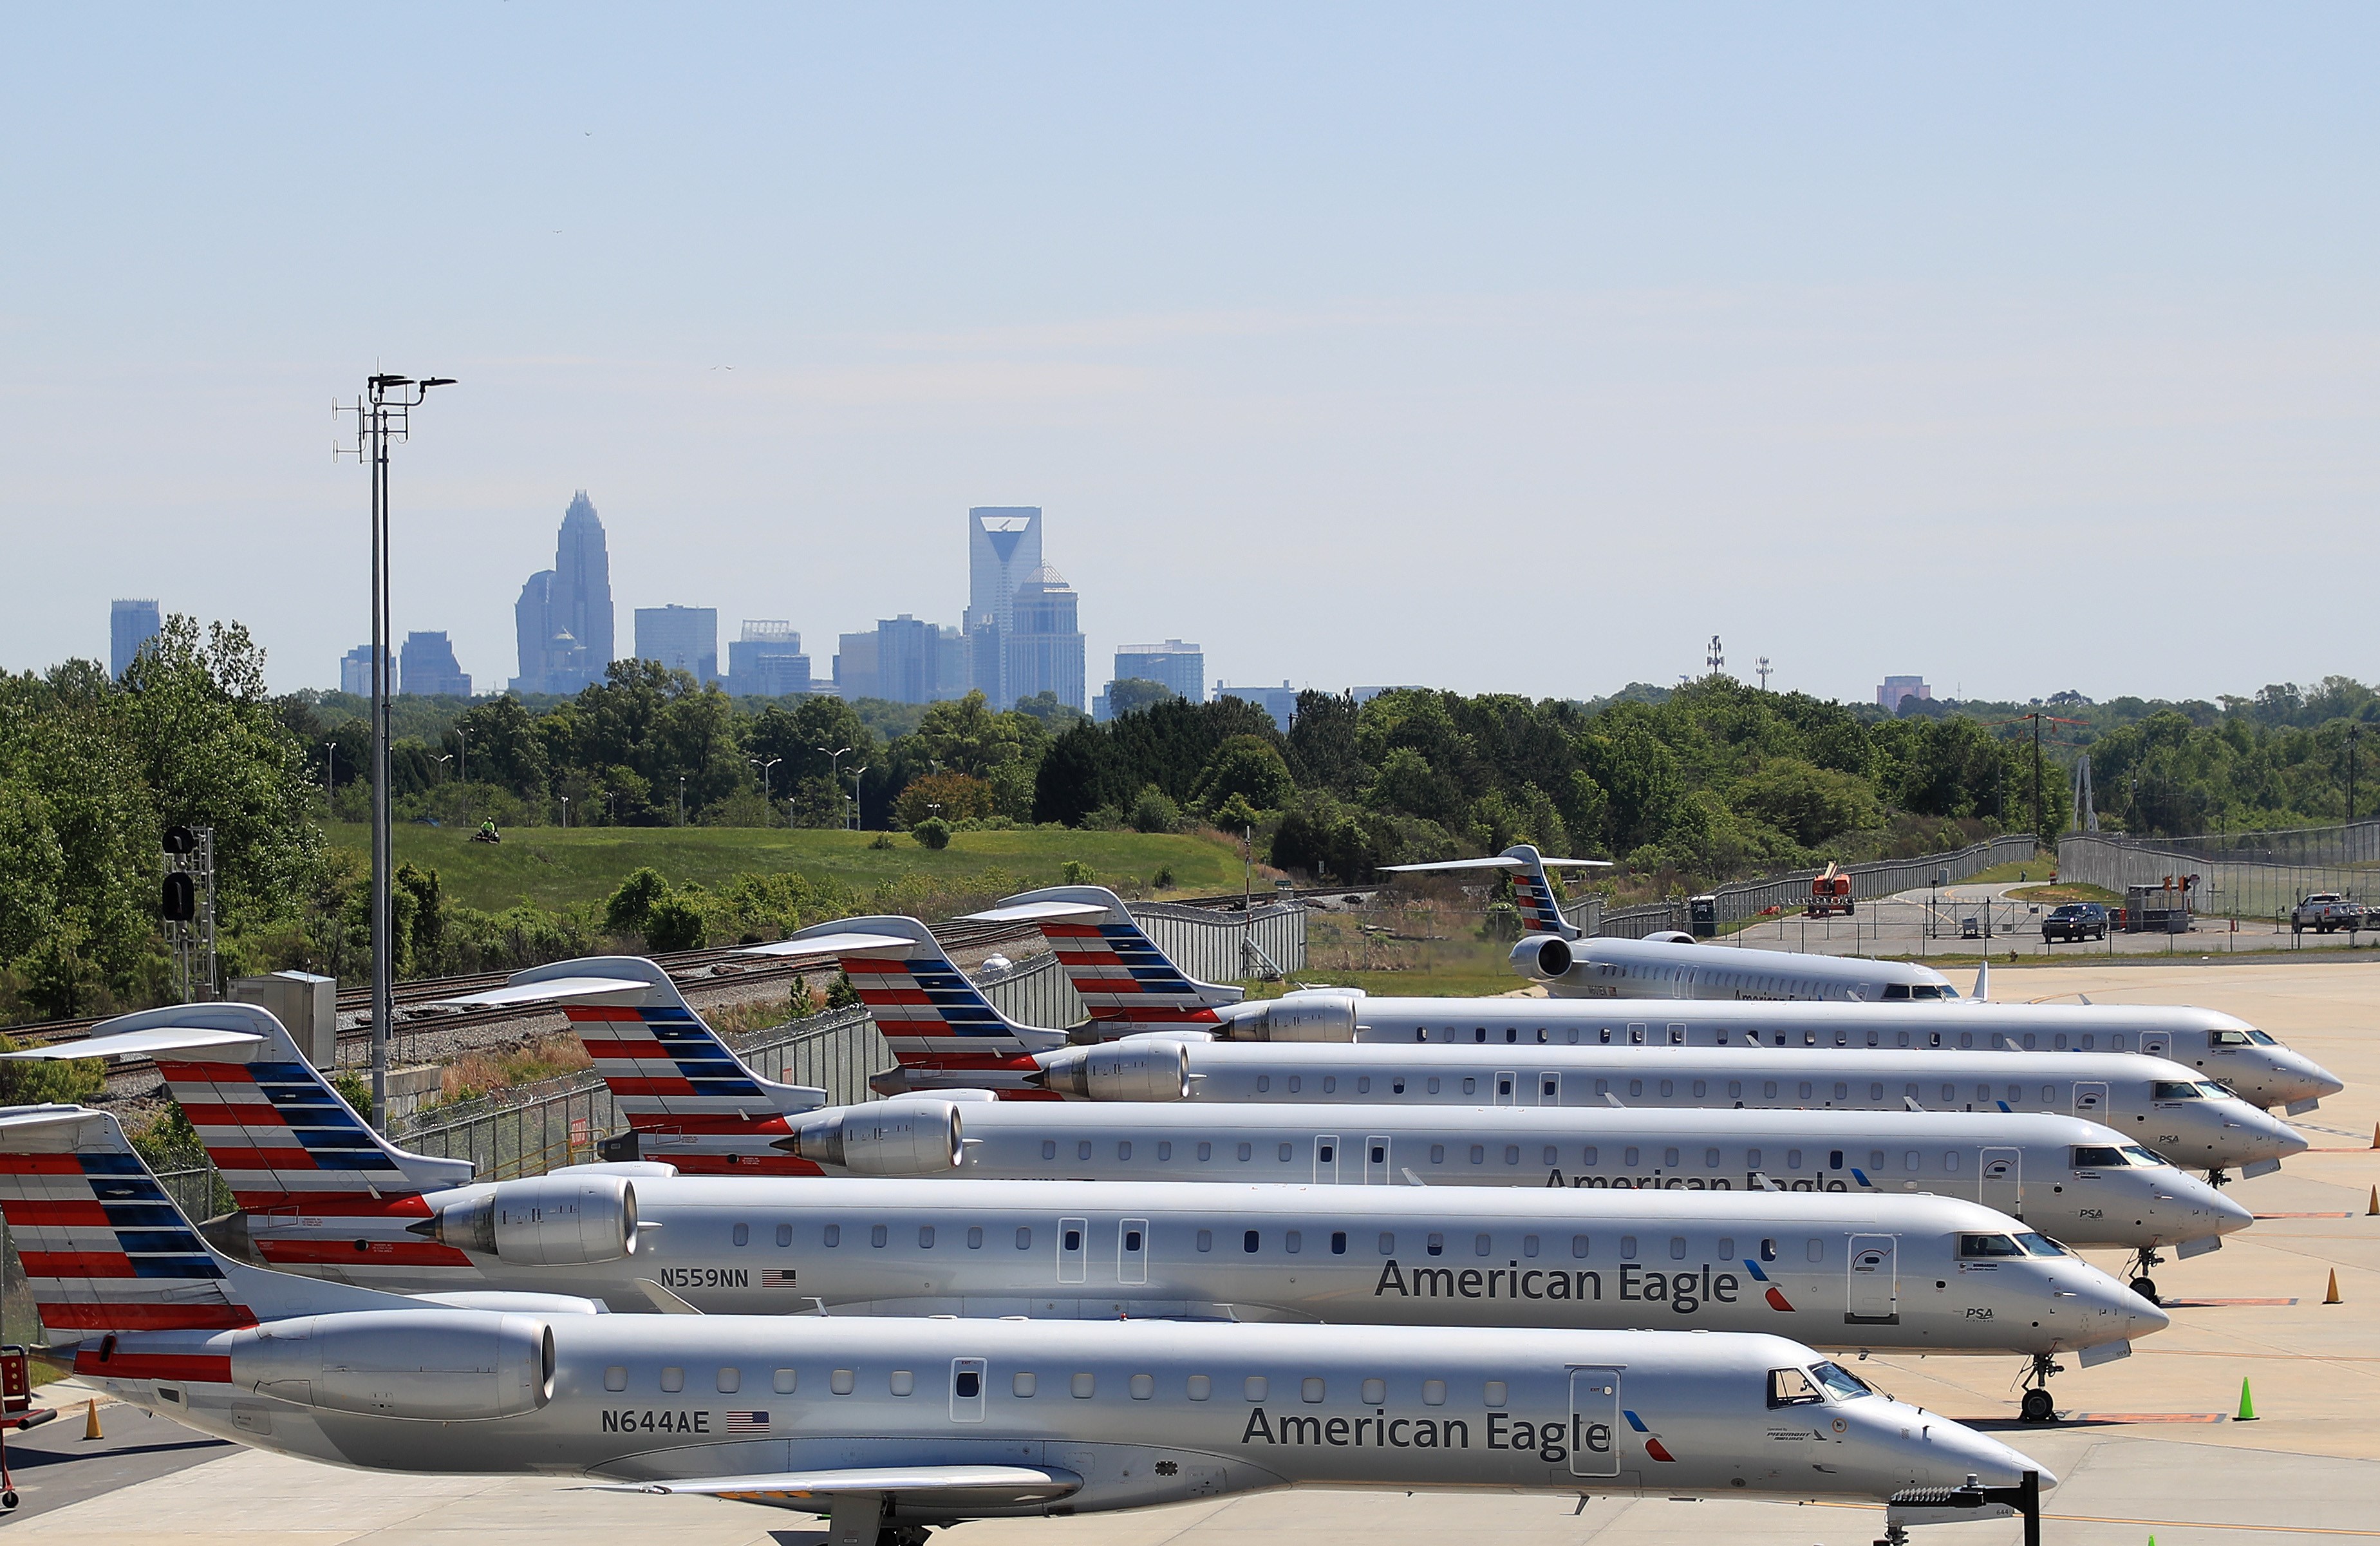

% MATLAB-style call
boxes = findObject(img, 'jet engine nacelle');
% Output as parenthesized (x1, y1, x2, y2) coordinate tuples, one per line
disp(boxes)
(1032, 1041, 1192, 1101)
(776, 1100, 964, 1174)
(415, 1174, 639, 1266)
(1217, 994, 1362, 1042)
(232, 1308, 553, 1421)
(1513, 934, 1574, 981)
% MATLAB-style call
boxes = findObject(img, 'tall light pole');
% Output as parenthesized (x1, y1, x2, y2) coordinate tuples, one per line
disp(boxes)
(850, 766, 870, 832)
(820, 745, 854, 831)
(337, 372, 452, 1133)
(749, 756, 783, 825)
(678, 774, 688, 827)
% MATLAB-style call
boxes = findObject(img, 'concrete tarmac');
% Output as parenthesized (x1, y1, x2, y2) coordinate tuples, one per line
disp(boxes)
(5, 958, 2375, 1544)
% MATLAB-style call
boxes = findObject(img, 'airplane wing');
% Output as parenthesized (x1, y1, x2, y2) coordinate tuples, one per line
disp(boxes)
(739, 932, 918, 959)
(959, 900, 1108, 923)
(0, 1026, 262, 1060)
(438, 976, 654, 1008)
(589, 1462, 1082, 1509)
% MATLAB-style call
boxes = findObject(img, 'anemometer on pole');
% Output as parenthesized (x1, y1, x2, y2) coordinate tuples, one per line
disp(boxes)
(335, 373, 454, 1131)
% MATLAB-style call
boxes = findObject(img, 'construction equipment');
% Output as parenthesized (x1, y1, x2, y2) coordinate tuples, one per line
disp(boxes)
(1807, 861, 1855, 918)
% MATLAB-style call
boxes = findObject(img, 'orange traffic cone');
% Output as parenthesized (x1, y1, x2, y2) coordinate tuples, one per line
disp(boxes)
(2370, 1122, 2379, 1150)
(82, 1397, 102, 1440)
(2327, 1270, 2344, 1305)
(2367, 1185, 2378, 1217)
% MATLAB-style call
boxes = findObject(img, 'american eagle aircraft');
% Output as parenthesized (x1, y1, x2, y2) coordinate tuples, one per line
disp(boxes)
(24, 1008, 2162, 1422)
(721, 912, 2307, 1182)
(972, 885, 2342, 1112)
(0, 1106, 2052, 1546)
(433, 953, 2246, 1294)
(1382, 845, 1963, 1002)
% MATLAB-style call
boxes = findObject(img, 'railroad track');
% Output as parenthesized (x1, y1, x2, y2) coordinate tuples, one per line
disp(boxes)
(4, 915, 1051, 1051)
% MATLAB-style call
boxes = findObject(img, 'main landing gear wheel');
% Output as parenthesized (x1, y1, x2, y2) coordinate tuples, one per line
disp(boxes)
(2019, 1388, 2056, 1423)
(877, 1528, 931, 1546)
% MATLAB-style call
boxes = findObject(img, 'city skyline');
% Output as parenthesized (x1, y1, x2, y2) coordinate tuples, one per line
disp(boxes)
(8, 12, 2377, 704)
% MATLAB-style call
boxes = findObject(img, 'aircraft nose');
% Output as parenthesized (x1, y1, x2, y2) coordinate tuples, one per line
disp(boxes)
(2205, 1186, 2256, 1234)
(1864, 1402, 2055, 1493)
(2302, 1060, 2347, 1100)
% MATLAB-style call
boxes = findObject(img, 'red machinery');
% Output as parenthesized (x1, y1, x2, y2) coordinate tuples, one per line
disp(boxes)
(1806, 862, 1854, 918)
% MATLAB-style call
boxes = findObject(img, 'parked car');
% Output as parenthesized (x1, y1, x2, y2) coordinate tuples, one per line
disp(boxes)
(2291, 892, 2365, 934)
(2043, 901, 2110, 943)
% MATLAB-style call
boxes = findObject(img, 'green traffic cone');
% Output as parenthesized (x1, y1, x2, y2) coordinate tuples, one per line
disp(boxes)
(2236, 1377, 2257, 1422)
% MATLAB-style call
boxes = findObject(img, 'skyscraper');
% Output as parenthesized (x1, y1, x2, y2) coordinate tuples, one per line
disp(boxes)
(966, 506, 1040, 705)
(339, 644, 384, 697)
(109, 598, 161, 677)
(726, 621, 811, 698)
(399, 632, 472, 697)
(1112, 641, 1205, 702)
(635, 605, 720, 684)
(1006, 565, 1086, 712)
(514, 492, 615, 693)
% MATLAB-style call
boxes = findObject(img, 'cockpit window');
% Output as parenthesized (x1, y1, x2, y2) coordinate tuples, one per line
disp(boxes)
(1767, 1367, 1824, 1407)
(1912, 985, 1944, 1000)
(2151, 1081, 2202, 1100)
(2245, 1029, 2277, 1046)
(2211, 1030, 2252, 1046)
(1808, 1361, 1873, 1402)
(1882, 985, 1911, 1001)
(2195, 1081, 2231, 1099)
(2070, 1145, 2124, 1169)
(1960, 1234, 2025, 1258)
(1938, 985, 1960, 998)
(2120, 1145, 2168, 1167)
(2014, 1232, 2070, 1257)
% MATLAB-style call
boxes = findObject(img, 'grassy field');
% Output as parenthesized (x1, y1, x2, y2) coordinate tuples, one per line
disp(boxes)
(2007, 881, 2124, 905)
(1954, 853, 2054, 888)
(324, 823, 1257, 913)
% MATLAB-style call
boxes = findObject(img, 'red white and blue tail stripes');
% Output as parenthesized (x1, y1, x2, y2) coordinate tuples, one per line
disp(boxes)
(567, 1004, 813, 1174)
(0, 1107, 254, 1361)
(966, 889, 1242, 1037)
(1506, 858, 1575, 939)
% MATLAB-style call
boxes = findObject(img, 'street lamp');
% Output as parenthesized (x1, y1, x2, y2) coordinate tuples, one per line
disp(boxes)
(818, 745, 854, 831)
(560, 794, 571, 829)
(337, 370, 451, 1134)
(850, 766, 870, 833)
(678, 774, 688, 827)
(749, 756, 784, 826)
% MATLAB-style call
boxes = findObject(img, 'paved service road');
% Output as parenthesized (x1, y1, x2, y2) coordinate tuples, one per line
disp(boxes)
(2, 960, 2374, 1544)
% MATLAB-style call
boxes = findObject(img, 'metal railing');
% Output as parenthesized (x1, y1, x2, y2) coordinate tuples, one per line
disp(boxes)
(1566, 834, 2040, 937)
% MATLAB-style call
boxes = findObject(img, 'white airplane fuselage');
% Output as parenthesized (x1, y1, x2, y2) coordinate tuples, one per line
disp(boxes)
(283, 1176, 2163, 1358)
(1528, 934, 1954, 1003)
(1027, 1042, 2303, 1172)
(86, 1316, 2051, 1522)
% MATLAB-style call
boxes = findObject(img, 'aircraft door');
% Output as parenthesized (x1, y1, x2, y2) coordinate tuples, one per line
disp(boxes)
(2142, 1033, 2170, 1059)
(2073, 1082, 2109, 1120)
(1536, 1072, 1561, 1105)
(1118, 1219, 1149, 1284)
(1058, 1218, 1087, 1283)
(1363, 1136, 1391, 1185)
(1980, 1148, 2022, 1216)
(950, 1358, 986, 1422)
(1568, 1367, 1621, 1478)
(1314, 1136, 1341, 1184)
(1846, 1234, 1898, 1323)
(1494, 1072, 1517, 1106)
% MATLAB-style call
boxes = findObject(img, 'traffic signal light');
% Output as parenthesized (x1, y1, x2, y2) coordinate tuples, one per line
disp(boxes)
(162, 872, 196, 922)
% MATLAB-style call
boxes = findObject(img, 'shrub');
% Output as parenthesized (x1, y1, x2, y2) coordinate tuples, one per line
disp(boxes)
(644, 893, 709, 953)
(895, 772, 995, 829)
(912, 817, 953, 850)
(869, 831, 895, 850)
(1128, 784, 1183, 834)
(1153, 865, 1176, 890)
(604, 867, 672, 935)
(1061, 860, 1096, 885)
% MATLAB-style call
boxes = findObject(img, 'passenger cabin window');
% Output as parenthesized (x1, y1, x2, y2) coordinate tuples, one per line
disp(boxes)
(660, 1368, 686, 1393)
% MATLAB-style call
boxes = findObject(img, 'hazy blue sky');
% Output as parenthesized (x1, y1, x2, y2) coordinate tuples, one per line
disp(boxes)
(5, 7, 2374, 704)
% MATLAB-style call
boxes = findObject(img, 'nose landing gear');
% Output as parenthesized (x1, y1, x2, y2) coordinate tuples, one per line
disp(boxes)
(2018, 1354, 2063, 1423)
(2128, 1247, 2164, 1304)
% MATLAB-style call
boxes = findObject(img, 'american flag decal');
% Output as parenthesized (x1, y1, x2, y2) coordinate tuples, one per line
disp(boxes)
(725, 1409, 771, 1435)
(761, 1268, 798, 1288)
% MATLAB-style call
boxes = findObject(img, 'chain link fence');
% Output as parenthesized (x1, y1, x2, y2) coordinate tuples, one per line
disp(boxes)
(1569, 834, 2040, 937)
(2059, 829, 2380, 921)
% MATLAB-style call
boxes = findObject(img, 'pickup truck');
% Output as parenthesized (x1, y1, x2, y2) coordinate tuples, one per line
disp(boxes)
(2291, 893, 2366, 934)
(2042, 902, 2110, 943)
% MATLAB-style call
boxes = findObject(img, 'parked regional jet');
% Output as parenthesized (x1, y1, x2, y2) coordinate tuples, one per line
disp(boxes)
(979, 887, 2343, 1111)
(22, 1012, 2161, 1419)
(1382, 846, 1962, 1002)
(0, 1106, 2053, 1545)
(417, 956, 2247, 1292)
(725, 915, 2307, 1176)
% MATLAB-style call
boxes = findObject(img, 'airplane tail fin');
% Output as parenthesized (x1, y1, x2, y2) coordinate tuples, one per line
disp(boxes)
(1972, 959, 1991, 1002)
(745, 918, 1067, 1097)
(1381, 844, 1606, 941)
(0, 1104, 404, 1362)
(966, 887, 1242, 1037)
(444, 957, 829, 1174)
(5, 1005, 480, 1270)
